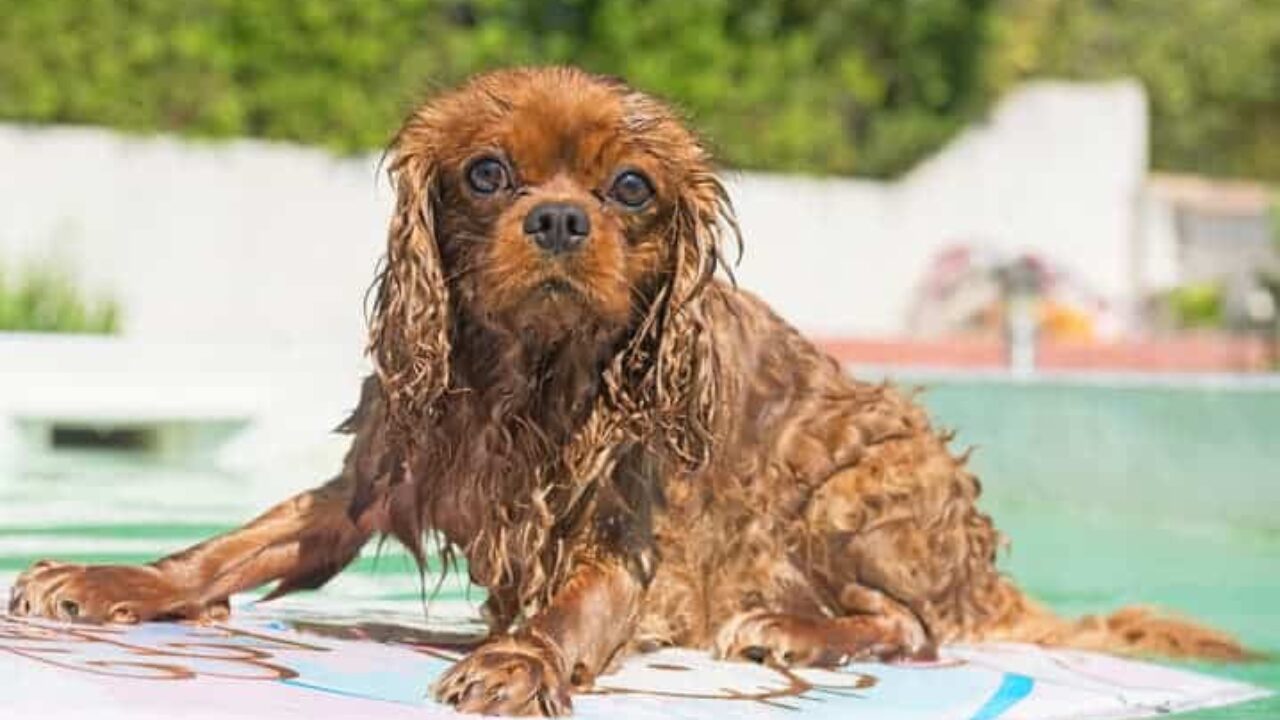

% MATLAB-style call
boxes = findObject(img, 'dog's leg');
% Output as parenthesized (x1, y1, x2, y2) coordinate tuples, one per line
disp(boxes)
(433, 477, 652, 716)
(9, 379, 394, 624)
(8, 472, 376, 624)
(713, 583, 936, 667)
(432, 556, 644, 716)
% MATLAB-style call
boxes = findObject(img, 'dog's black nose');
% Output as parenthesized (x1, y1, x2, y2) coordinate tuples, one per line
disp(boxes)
(523, 202, 590, 255)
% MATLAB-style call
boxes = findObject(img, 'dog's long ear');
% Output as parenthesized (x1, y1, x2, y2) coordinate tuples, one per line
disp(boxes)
(671, 165, 741, 306)
(367, 129, 451, 440)
(662, 164, 738, 464)
(620, 152, 740, 470)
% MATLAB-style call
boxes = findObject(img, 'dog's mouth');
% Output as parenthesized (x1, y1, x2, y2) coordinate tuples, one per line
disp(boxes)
(487, 269, 630, 334)
(539, 277, 574, 294)
(528, 275, 590, 303)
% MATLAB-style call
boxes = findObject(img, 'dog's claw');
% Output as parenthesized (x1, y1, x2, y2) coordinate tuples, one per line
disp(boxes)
(7, 560, 216, 624)
(715, 610, 931, 668)
(432, 635, 572, 716)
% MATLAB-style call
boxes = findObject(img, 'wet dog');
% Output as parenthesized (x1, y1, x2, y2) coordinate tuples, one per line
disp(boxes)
(10, 67, 1249, 716)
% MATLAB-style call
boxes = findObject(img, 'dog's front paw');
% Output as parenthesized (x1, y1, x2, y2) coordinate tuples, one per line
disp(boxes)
(714, 609, 934, 667)
(433, 634, 572, 716)
(7, 560, 223, 624)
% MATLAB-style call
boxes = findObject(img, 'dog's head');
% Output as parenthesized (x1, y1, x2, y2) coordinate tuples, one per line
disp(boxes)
(370, 67, 736, 440)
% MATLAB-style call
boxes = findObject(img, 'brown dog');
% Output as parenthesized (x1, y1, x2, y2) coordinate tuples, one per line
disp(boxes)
(8, 67, 1249, 716)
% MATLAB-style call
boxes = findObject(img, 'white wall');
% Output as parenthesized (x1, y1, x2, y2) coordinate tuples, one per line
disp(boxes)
(0, 130, 388, 350)
(732, 80, 1148, 335)
(0, 80, 1149, 345)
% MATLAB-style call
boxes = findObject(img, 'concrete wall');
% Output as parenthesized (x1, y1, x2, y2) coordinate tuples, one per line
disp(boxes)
(735, 80, 1148, 336)
(0, 131, 387, 349)
(0, 80, 1149, 344)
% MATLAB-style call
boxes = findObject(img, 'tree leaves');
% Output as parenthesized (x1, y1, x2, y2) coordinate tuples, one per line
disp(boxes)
(0, 0, 1274, 179)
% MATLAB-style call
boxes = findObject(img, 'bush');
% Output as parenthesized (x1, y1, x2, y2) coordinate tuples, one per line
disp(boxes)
(0, 0, 996, 177)
(1167, 283, 1224, 330)
(0, 260, 120, 334)
(1271, 190, 1280, 252)
(2, 1, 1276, 180)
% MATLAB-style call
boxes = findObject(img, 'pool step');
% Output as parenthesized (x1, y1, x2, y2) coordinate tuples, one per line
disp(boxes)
(0, 334, 360, 473)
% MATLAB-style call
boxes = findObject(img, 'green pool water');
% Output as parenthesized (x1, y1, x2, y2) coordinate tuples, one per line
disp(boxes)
(1, 374, 1277, 717)
(915, 374, 1280, 719)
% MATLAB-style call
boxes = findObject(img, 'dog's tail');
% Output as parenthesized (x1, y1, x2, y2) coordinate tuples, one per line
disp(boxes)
(982, 583, 1259, 662)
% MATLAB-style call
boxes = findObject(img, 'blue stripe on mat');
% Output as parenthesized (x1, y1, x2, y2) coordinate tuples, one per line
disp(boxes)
(970, 673, 1034, 720)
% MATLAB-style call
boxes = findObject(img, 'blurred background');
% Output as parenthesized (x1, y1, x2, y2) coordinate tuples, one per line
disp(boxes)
(0, 2, 1277, 716)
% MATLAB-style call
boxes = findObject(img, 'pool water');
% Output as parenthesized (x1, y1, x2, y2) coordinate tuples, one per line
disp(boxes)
(2, 376, 1277, 718)
(921, 376, 1280, 719)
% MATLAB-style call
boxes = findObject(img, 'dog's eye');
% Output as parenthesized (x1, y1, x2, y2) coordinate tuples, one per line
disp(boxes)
(609, 170, 654, 208)
(466, 157, 508, 195)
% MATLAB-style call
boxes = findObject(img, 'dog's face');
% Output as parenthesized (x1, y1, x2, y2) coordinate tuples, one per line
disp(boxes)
(392, 68, 723, 340)
(371, 67, 734, 430)
(435, 77, 664, 336)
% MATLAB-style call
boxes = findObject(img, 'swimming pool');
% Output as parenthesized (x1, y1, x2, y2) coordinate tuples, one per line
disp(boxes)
(2, 374, 1276, 718)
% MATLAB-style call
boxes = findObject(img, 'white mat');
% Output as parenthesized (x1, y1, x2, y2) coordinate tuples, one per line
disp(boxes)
(0, 606, 1269, 719)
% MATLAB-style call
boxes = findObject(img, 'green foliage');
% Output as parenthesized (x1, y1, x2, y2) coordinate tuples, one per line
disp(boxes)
(0, 0, 1276, 179)
(1271, 189, 1280, 253)
(992, 0, 1280, 181)
(0, 0, 444, 153)
(0, 0, 995, 176)
(1167, 283, 1225, 330)
(0, 260, 120, 334)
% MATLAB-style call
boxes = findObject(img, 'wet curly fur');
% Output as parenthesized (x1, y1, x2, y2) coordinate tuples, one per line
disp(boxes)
(8, 67, 1253, 716)
(356, 70, 734, 623)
